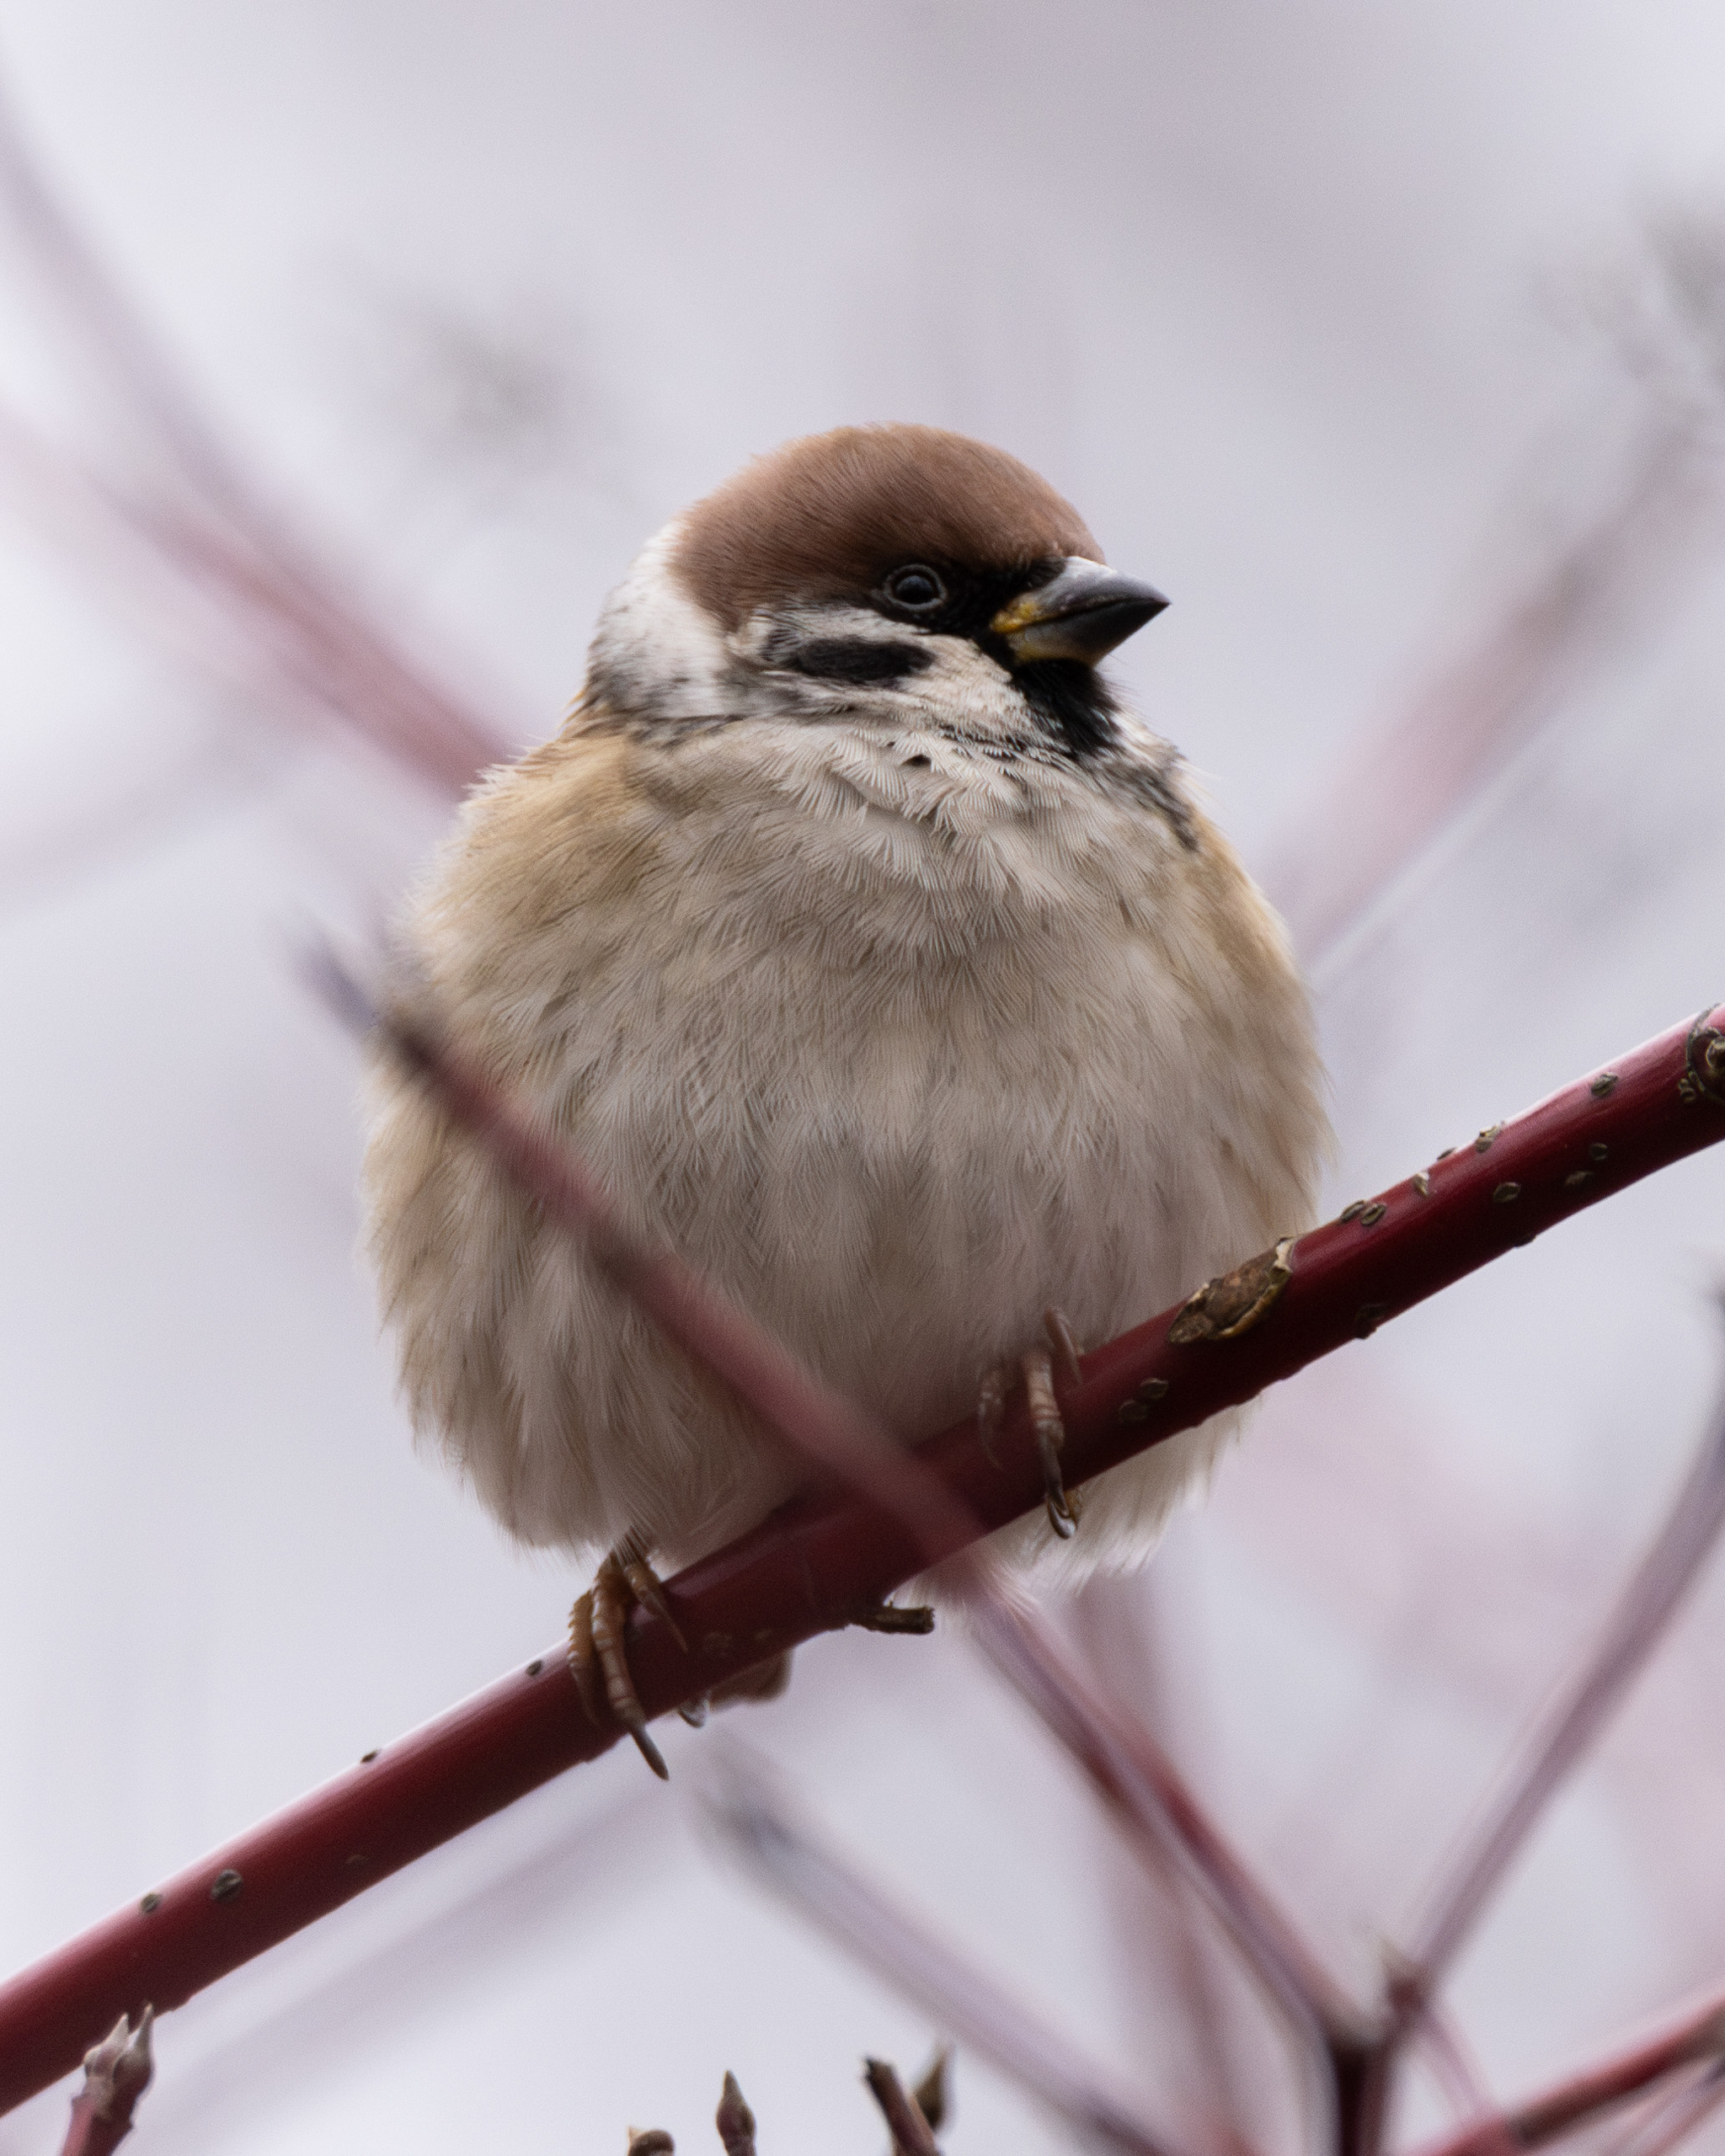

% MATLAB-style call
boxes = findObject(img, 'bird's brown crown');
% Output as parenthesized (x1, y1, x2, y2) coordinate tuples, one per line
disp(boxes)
(671, 424, 1102, 630)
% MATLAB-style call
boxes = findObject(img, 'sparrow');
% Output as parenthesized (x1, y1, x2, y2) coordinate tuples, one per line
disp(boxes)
(362, 424, 1329, 1771)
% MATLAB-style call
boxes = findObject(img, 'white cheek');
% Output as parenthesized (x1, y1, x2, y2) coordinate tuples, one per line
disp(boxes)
(585, 519, 734, 718)
(914, 637, 1023, 722)
(738, 602, 1029, 731)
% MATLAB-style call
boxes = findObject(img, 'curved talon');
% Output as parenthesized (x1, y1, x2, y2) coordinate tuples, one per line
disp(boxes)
(622, 1712, 670, 1779)
(568, 1541, 672, 1779)
(678, 1695, 711, 1729)
(1024, 1345, 1078, 1539)
(1039, 1449, 1079, 1537)
(1043, 1479, 1079, 1538)
(971, 1313, 1086, 1537)
(617, 1540, 688, 1653)
(567, 1592, 602, 1726)
(1043, 1305, 1083, 1386)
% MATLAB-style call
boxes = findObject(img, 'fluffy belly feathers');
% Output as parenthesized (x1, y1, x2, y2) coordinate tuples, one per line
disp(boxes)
(363, 723, 1327, 1589)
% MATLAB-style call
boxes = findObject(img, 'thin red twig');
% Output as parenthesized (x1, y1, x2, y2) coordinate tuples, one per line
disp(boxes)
(1413, 1985, 1725, 2156)
(1, 1001, 1721, 2116)
(1610, 2064, 1725, 2156)
(1331, 1374, 1725, 2156)
(967, 1599, 1357, 2046)
(345, 977, 1725, 2156)
(1412, 2007, 1499, 2134)
(1396, 1366, 1725, 2005)
(1067, 1582, 1254, 2137)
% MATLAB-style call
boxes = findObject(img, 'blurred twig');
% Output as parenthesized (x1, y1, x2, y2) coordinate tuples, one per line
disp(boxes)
(1391, 1355, 1725, 2013)
(707, 1749, 1176, 2156)
(1067, 1580, 1267, 2153)
(1611, 2064, 1725, 2156)
(1413, 1983, 1725, 2156)
(0, 74, 512, 800)
(1272, 211, 1725, 987)
(1267, 423, 1717, 987)
(1336, 1358, 1725, 2156)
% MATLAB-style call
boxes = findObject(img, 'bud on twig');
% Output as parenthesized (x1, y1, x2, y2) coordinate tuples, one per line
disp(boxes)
(715, 2070, 757, 2156)
(58, 2007, 152, 2156)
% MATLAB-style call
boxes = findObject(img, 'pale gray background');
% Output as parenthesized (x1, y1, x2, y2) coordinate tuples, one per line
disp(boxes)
(1, 6, 1723, 2153)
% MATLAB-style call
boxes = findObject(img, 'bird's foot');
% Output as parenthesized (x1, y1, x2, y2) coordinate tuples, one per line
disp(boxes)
(567, 1532, 686, 1780)
(976, 1307, 1085, 1540)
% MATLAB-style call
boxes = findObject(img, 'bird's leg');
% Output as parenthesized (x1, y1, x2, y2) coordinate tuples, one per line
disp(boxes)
(566, 1530, 686, 1780)
(1023, 1347, 1076, 1540)
(977, 1308, 1085, 1539)
(1033, 1304, 1086, 1537)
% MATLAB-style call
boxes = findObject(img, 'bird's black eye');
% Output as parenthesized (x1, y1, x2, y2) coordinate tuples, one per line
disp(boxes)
(883, 564, 947, 613)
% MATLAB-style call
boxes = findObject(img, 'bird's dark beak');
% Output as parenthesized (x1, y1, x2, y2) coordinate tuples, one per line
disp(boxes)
(991, 558, 1168, 665)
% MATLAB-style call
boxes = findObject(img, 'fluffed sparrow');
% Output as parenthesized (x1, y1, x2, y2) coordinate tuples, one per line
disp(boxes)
(362, 424, 1329, 1768)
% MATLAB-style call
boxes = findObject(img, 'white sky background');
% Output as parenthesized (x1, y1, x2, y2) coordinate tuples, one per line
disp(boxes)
(1, 3, 1724, 2152)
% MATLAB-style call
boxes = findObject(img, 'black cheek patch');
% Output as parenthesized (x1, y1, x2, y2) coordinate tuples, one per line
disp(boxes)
(785, 639, 933, 686)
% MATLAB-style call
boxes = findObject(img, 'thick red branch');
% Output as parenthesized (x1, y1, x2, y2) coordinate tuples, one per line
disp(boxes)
(1, 1003, 1722, 2115)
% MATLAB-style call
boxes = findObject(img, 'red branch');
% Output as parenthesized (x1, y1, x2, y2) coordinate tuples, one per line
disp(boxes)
(1, 1003, 1722, 2116)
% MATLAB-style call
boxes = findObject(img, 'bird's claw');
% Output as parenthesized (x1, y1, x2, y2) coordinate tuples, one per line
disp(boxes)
(1024, 1343, 1081, 1539)
(977, 1307, 1085, 1539)
(567, 1533, 681, 1779)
